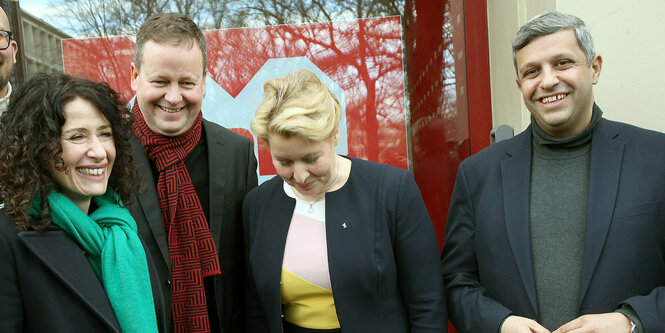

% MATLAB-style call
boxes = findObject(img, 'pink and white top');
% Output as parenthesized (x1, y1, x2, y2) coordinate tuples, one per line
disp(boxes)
(280, 182, 339, 329)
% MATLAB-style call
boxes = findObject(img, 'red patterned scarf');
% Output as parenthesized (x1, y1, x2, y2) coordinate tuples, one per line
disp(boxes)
(133, 103, 220, 333)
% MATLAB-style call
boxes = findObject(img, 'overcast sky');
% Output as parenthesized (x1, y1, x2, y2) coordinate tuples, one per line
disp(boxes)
(18, 0, 74, 36)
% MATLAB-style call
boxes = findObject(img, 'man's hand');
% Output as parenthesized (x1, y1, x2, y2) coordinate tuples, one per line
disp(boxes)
(553, 313, 632, 333)
(501, 315, 550, 333)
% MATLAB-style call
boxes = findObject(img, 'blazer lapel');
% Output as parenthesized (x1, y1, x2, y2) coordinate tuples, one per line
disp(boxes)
(19, 231, 121, 332)
(251, 181, 295, 321)
(578, 119, 624, 306)
(131, 138, 171, 268)
(204, 120, 228, 247)
(500, 129, 539, 316)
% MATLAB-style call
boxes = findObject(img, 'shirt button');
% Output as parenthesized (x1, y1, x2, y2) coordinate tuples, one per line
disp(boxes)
(166, 280, 172, 289)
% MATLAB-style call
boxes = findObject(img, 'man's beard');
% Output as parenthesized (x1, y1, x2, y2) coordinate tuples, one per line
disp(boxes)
(0, 59, 12, 92)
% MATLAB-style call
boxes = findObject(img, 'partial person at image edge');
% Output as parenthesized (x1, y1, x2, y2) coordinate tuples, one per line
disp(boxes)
(0, 7, 17, 115)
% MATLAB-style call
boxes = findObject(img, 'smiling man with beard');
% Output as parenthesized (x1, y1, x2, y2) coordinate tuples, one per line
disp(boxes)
(441, 11, 665, 333)
(0, 7, 17, 115)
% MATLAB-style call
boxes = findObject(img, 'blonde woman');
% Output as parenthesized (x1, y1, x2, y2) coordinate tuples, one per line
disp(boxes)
(243, 70, 446, 333)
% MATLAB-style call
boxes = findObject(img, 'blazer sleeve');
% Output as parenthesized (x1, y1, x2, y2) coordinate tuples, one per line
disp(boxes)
(623, 280, 665, 331)
(393, 171, 448, 332)
(0, 228, 23, 332)
(440, 164, 512, 333)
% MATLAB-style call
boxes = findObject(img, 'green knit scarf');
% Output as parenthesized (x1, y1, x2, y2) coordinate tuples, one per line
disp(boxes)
(29, 189, 158, 333)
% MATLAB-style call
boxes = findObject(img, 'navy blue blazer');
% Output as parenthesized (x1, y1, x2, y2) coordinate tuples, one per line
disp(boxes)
(441, 115, 665, 333)
(243, 157, 447, 333)
(0, 212, 167, 332)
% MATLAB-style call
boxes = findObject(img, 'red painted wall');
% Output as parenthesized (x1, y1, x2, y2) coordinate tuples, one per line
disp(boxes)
(404, 1, 491, 331)
(62, 18, 409, 178)
(405, 0, 492, 249)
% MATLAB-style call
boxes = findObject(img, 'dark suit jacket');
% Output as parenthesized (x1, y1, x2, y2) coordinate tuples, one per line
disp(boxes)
(129, 119, 258, 333)
(441, 116, 665, 333)
(0, 212, 167, 332)
(243, 157, 447, 333)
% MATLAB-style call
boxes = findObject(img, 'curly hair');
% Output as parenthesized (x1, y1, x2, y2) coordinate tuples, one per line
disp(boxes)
(0, 73, 138, 231)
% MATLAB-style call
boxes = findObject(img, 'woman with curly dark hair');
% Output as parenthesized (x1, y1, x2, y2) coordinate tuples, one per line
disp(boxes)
(0, 73, 165, 333)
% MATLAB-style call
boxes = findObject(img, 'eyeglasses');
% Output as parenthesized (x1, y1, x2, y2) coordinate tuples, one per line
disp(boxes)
(0, 30, 13, 50)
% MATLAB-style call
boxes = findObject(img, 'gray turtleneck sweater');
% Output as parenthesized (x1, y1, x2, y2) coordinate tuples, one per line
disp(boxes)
(528, 107, 641, 332)
(529, 109, 599, 330)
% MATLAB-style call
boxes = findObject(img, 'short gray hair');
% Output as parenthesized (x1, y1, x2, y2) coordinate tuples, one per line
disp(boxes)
(512, 11, 595, 75)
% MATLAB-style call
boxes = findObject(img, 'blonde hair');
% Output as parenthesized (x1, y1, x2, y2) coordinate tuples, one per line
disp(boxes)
(251, 70, 341, 143)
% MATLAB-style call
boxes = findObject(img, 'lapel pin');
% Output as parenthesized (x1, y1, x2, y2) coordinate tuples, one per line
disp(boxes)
(342, 223, 347, 229)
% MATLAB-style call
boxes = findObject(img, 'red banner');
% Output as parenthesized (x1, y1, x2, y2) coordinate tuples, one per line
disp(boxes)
(63, 17, 407, 182)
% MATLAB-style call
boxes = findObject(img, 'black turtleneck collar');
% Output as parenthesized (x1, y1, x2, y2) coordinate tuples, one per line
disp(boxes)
(532, 103, 603, 150)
